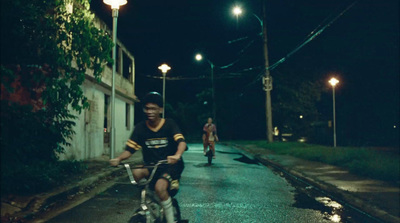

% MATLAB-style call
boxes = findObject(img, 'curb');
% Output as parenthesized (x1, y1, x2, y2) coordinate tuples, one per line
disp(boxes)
(230, 143, 399, 223)
(255, 155, 398, 223)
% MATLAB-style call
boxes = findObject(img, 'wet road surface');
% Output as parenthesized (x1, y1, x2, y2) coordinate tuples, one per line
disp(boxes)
(45, 143, 382, 222)
(177, 144, 331, 223)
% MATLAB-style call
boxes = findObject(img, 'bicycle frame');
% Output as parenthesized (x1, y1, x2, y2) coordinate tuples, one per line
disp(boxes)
(122, 160, 168, 222)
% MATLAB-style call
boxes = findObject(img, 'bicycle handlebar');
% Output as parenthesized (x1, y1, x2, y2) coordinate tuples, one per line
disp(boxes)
(117, 159, 168, 168)
(118, 160, 169, 186)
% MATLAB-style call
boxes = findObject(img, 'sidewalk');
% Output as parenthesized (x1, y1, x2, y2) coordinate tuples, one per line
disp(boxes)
(1, 145, 399, 223)
(228, 143, 400, 223)
(1, 153, 143, 223)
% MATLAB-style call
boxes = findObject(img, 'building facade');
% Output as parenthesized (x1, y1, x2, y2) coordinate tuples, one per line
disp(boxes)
(60, 13, 137, 160)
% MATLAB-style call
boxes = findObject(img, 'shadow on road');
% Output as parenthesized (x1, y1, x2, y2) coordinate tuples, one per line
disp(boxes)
(233, 155, 260, 165)
(215, 151, 260, 165)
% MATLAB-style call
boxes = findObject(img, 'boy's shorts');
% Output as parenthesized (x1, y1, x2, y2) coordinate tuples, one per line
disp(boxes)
(149, 159, 184, 197)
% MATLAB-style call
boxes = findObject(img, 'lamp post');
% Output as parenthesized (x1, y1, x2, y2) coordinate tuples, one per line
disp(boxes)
(233, 5, 273, 143)
(329, 77, 339, 148)
(232, 7, 263, 33)
(195, 54, 216, 122)
(158, 64, 171, 118)
(103, 0, 127, 159)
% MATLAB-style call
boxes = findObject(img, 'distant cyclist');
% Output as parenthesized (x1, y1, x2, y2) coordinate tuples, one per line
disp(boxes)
(202, 117, 218, 158)
(110, 92, 186, 223)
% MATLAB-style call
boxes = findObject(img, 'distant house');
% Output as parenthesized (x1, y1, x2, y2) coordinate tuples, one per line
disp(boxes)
(59, 13, 137, 160)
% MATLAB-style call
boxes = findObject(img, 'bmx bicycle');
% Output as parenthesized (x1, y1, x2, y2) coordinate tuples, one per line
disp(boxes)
(119, 160, 186, 223)
(204, 145, 213, 165)
(203, 142, 215, 165)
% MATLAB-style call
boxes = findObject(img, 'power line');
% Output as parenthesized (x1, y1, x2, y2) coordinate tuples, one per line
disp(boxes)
(225, 0, 359, 102)
(240, 1, 358, 95)
(137, 70, 258, 80)
(266, 1, 358, 72)
(138, 1, 358, 95)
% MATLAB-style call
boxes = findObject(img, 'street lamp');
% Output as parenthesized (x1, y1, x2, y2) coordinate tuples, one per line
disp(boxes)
(329, 77, 339, 148)
(232, 5, 273, 143)
(195, 53, 216, 122)
(103, 0, 127, 159)
(232, 6, 242, 29)
(158, 64, 171, 118)
(232, 6, 262, 32)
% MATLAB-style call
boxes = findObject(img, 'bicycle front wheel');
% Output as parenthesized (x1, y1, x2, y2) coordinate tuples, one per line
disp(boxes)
(129, 213, 146, 223)
(206, 150, 213, 165)
(172, 198, 181, 221)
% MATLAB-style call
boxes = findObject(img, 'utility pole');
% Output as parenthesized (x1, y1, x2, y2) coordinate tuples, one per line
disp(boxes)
(261, 0, 273, 142)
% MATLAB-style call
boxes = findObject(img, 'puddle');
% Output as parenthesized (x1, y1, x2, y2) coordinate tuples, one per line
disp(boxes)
(293, 192, 346, 222)
(283, 171, 384, 223)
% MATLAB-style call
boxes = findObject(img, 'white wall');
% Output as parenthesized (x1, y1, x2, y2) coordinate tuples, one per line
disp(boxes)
(60, 81, 106, 160)
(114, 96, 135, 155)
(60, 79, 135, 161)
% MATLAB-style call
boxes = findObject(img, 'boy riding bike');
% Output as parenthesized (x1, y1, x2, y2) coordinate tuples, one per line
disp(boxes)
(202, 117, 218, 159)
(110, 92, 186, 223)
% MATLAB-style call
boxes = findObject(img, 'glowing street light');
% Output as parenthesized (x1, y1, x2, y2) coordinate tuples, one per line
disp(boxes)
(232, 6, 263, 32)
(103, 0, 127, 159)
(232, 6, 242, 28)
(158, 64, 171, 118)
(233, 6, 242, 16)
(195, 54, 202, 61)
(329, 77, 339, 147)
(104, 0, 127, 9)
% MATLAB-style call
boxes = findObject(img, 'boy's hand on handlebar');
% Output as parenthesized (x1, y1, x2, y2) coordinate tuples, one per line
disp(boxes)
(109, 158, 121, 166)
(167, 154, 181, 164)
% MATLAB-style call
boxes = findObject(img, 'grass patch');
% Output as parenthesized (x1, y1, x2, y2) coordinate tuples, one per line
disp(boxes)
(228, 140, 399, 184)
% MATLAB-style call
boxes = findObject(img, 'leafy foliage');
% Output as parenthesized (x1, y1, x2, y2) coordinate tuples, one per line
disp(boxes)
(0, 0, 112, 194)
(273, 75, 324, 140)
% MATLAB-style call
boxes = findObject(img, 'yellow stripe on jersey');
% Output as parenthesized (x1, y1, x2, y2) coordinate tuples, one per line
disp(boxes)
(126, 139, 141, 150)
(173, 133, 184, 141)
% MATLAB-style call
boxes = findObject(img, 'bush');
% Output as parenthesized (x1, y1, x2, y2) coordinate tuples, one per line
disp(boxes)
(0, 102, 85, 195)
(0, 0, 112, 195)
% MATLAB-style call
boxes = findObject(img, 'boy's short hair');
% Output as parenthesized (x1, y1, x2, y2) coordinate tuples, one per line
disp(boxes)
(142, 92, 163, 108)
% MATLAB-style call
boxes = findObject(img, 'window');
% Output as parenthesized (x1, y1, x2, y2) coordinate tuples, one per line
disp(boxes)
(123, 52, 132, 82)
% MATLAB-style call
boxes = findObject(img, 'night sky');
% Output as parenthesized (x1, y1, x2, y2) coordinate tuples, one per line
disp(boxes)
(90, 0, 399, 146)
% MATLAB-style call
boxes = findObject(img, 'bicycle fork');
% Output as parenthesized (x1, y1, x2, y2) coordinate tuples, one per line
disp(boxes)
(125, 164, 153, 221)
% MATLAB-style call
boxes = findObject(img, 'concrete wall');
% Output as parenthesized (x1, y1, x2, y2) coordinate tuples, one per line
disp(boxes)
(60, 83, 105, 160)
(59, 13, 136, 161)
(61, 74, 136, 160)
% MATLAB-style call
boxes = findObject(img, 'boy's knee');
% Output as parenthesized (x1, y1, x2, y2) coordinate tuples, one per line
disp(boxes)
(155, 178, 169, 190)
(133, 169, 149, 181)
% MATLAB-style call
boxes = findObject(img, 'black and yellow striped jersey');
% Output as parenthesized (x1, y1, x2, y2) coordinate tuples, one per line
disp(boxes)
(125, 118, 185, 164)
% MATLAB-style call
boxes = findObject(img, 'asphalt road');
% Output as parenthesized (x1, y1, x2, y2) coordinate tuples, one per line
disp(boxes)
(176, 144, 332, 223)
(45, 143, 338, 222)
